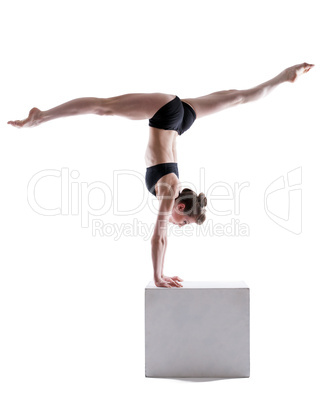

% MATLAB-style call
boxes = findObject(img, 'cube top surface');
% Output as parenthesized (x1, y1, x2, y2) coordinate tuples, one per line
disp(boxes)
(146, 281, 248, 289)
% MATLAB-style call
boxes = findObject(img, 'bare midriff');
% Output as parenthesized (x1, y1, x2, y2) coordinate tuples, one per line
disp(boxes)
(144, 127, 178, 168)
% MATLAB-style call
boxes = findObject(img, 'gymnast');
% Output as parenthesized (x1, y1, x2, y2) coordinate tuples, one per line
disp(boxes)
(8, 62, 314, 287)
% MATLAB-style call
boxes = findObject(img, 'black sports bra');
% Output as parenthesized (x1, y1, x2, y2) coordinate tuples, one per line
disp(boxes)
(145, 162, 179, 196)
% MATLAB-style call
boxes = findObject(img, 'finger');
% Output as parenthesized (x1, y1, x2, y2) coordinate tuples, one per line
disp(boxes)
(167, 278, 182, 286)
(165, 278, 179, 287)
(172, 276, 184, 282)
(162, 281, 172, 288)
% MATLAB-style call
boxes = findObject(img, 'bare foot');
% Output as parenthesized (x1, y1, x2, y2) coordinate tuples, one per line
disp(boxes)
(7, 107, 43, 128)
(283, 62, 315, 83)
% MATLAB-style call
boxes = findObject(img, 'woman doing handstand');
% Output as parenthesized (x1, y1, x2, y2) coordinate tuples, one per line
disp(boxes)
(8, 62, 314, 287)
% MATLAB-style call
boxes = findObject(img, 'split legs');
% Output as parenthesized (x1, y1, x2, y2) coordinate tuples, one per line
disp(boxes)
(7, 93, 176, 128)
(181, 62, 314, 119)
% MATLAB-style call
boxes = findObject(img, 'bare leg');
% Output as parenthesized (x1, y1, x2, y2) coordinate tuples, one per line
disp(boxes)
(7, 97, 109, 128)
(7, 93, 175, 128)
(182, 62, 314, 119)
(105, 93, 175, 120)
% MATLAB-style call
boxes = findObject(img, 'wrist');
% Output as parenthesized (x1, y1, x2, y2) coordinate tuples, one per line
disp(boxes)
(154, 273, 161, 282)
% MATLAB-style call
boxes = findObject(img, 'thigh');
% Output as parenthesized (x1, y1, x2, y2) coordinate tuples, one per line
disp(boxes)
(181, 90, 242, 119)
(107, 93, 175, 120)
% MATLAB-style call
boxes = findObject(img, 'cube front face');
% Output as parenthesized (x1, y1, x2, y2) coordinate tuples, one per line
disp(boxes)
(145, 282, 250, 378)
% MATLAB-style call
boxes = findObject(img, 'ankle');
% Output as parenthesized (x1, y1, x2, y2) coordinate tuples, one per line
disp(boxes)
(40, 110, 48, 124)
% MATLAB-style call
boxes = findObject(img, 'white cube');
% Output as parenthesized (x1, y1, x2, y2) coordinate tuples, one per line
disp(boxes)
(145, 281, 250, 378)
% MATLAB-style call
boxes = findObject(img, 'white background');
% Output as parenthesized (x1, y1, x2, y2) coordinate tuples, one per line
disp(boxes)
(1, 0, 327, 401)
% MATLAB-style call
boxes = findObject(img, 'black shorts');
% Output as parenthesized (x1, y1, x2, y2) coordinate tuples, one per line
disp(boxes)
(149, 96, 196, 135)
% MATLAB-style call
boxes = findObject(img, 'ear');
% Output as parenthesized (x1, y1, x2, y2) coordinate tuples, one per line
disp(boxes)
(178, 203, 186, 212)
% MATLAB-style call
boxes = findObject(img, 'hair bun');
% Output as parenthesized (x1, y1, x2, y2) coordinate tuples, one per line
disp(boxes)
(198, 192, 207, 208)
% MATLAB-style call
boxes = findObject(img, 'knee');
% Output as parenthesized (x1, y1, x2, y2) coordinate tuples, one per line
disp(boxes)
(96, 99, 113, 116)
(232, 90, 244, 105)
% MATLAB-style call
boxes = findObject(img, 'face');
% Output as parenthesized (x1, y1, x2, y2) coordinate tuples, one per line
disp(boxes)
(168, 202, 194, 227)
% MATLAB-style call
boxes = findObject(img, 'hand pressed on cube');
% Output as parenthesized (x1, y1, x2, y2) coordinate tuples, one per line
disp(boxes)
(154, 275, 183, 288)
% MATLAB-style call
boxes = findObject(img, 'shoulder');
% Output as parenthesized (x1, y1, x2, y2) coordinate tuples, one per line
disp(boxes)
(155, 173, 180, 199)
